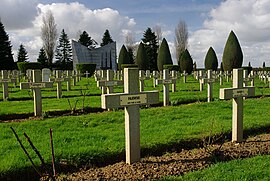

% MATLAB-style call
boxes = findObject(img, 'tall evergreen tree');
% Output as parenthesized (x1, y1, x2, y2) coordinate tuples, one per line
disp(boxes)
(78, 30, 97, 49)
(55, 29, 72, 69)
(101, 29, 114, 46)
(0, 20, 15, 70)
(118, 45, 131, 70)
(37, 47, 48, 67)
(179, 49, 193, 74)
(136, 42, 149, 70)
(17, 44, 28, 62)
(204, 47, 218, 71)
(222, 31, 243, 71)
(142, 27, 159, 71)
(157, 38, 173, 71)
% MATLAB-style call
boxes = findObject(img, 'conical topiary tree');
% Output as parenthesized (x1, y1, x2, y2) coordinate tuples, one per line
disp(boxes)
(222, 31, 243, 71)
(118, 45, 131, 70)
(204, 47, 218, 71)
(179, 49, 193, 74)
(157, 38, 173, 71)
(136, 42, 149, 70)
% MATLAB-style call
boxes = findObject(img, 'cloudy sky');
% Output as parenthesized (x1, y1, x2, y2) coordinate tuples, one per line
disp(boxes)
(1, 0, 270, 68)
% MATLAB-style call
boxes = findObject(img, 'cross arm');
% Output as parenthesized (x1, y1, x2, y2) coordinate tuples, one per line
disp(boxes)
(220, 86, 255, 100)
(20, 82, 54, 89)
(101, 91, 159, 109)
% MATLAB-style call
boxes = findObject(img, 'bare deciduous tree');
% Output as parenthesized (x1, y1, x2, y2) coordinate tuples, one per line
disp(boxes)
(41, 10, 57, 67)
(175, 20, 188, 61)
(125, 32, 135, 63)
(153, 25, 162, 46)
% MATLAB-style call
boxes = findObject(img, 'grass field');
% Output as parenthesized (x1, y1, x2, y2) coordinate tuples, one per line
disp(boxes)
(0, 75, 270, 179)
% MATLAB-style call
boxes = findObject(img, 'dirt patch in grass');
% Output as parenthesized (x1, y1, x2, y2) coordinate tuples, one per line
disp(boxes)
(65, 134, 270, 181)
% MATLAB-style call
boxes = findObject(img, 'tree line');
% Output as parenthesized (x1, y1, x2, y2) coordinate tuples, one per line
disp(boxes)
(0, 11, 247, 72)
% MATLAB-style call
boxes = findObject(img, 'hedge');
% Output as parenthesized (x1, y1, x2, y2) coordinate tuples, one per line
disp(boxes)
(17, 62, 42, 74)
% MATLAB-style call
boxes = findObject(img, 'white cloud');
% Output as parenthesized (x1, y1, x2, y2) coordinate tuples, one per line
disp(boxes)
(3, 2, 136, 62)
(0, 0, 38, 30)
(189, 0, 270, 68)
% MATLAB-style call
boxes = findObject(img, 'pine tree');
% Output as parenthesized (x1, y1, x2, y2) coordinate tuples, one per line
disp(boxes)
(37, 47, 48, 67)
(204, 47, 218, 71)
(136, 42, 149, 70)
(142, 27, 159, 71)
(101, 29, 113, 46)
(55, 29, 73, 69)
(17, 44, 28, 62)
(222, 31, 243, 71)
(179, 49, 193, 74)
(118, 45, 131, 70)
(0, 20, 15, 70)
(157, 38, 173, 71)
(78, 31, 97, 49)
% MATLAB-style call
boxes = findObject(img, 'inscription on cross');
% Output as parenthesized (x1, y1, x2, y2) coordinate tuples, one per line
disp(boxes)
(220, 68, 255, 142)
(101, 68, 159, 164)
(20, 70, 53, 116)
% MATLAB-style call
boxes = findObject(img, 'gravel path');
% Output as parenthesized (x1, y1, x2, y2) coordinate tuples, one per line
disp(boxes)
(65, 134, 270, 181)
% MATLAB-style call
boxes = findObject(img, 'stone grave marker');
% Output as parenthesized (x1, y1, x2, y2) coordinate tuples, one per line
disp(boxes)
(50, 70, 69, 99)
(182, 70, 188, 83)
(20, 70, 53, 116)
(97, 70, 123, 94)
(156, 69, 176, 106)
(198, 70, 205, 91)
(0, 70, 16, 100)
(171, 70, 177, 92)
(152, 71, 159, 88)
(42, 68, 51, 82)
(243, 69, 255, 87)
(139, 70, 145, 92)
(201, 70, 216, 102)
(101, 68, 159, 164)
(220, 68, 255, 142)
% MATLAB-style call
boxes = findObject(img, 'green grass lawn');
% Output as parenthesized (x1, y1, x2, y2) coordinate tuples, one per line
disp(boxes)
(0, 75, 270, 178)
(162, 155, 270, 181)
(1, 96, 270, 178)
(0, 75, 269, 116)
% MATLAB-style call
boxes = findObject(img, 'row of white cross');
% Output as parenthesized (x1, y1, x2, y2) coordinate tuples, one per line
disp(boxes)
(0, 68, 257, 165)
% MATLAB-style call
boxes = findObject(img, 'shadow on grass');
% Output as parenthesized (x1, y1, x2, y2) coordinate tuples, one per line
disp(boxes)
(2, 124, 270, 181)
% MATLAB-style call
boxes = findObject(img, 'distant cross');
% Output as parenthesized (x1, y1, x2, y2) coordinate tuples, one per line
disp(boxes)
(84, 71, 91, 78)
(243, 70, 255, 87)
(20, 70, 53, 116)
(156, 69, 176, 106)
(198, 70, 205, 91)
(50, 70, 68, 99)
(220, 68, 255, 142)
(182, 70, 188, 83)
(139, 70, 146, 92)
(0, 70, 16, 100)
(97, 70, 123, 94)
(101, 68, 159, 164)
(201, 70, 217, 102)
(152, 71, 159, 88)
(171, 70, 177, 92)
